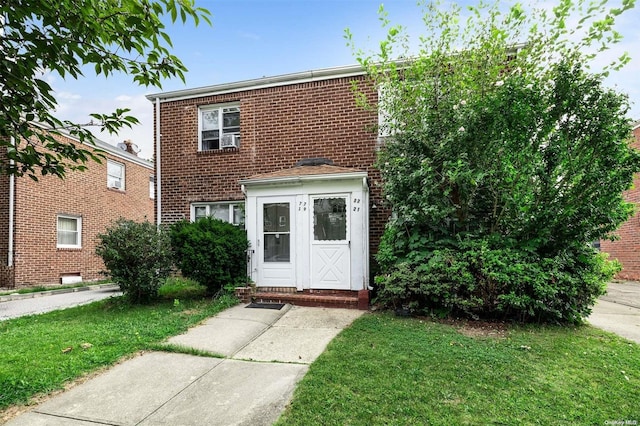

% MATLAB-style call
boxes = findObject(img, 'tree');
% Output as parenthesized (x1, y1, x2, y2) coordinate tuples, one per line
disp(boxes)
(347, 0, 640, 323)
(0, 0, 210, 179)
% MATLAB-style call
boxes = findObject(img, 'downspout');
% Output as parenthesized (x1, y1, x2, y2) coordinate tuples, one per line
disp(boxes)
(155, 97, 162, 227)
(363, 177, 369, 290)
(8, 137, 15, 267)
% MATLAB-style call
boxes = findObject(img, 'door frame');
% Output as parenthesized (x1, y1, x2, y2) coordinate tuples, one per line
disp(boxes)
(257, 195, 296, 287)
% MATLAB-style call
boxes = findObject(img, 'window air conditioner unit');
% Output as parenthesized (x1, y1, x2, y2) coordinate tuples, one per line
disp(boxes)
(220, 134, 239, 149)
(110, 181, 121, 189)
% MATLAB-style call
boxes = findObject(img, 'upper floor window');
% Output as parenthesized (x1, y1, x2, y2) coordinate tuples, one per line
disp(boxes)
(107, 160, 125, 190)
(191, 202, 245, 227)
(57, 215, 82, 248)
(199, 103, 240, 151)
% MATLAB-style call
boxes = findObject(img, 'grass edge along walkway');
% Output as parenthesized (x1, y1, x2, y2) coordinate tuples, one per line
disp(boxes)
(276, 313, 640, 425)
(0, 294, 237, 416)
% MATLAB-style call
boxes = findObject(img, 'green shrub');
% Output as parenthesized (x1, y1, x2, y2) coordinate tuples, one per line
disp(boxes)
(169, 217, 249, 294)
(375, 231, 618, 323)
(96, 219, 172, 304)
(158, 277, 207, 300)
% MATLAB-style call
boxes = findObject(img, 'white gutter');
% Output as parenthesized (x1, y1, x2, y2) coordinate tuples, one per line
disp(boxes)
(239, 171, 368, 187)
(155, 97, 162, 226)
(8, 138, 15, 267)
(146, 64, 366, 103)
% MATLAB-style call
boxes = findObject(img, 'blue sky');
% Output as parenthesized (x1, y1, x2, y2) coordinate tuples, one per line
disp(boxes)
(50, 0, 640, 160)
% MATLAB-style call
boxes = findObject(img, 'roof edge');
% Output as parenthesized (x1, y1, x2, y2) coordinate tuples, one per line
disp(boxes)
(146, 63, 366, 103)
(30, 122, 153, 169)
(240, 171, 368, 186)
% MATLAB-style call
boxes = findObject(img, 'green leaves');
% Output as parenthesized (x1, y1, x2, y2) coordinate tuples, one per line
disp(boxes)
(352, 0, 639, 323)
(96, 219, 173, 304)
(0, 0, 212, 179)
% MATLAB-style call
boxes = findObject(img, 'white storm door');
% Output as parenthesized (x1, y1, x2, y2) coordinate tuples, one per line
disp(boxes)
(310, 195, 350, 289)
(258, 197, 296, 287)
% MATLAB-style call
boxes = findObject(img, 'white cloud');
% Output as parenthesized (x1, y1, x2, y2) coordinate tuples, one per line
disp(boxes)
(238, 31, 260, 41)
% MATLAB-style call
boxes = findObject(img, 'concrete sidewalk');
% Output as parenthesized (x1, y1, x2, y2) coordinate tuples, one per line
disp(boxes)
(5, 304, 364, 426)
(588, 281, 640, 344)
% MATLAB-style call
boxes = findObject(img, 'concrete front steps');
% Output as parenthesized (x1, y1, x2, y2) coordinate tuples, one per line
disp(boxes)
(235, 287, 369, 310)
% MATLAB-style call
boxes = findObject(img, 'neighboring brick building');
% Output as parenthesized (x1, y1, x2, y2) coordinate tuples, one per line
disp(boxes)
(147, 65, 386, 306)
(0, 133, 154, 288)
(601, 119, 640, 280)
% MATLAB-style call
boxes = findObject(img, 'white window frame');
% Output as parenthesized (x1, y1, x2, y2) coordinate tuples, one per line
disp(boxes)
(107, 160, 125, 190)
(190, 202, 245, 226)
(57, 215, 82, 249)
(149, 175, 155, 199)
(198, 103, 241, 151)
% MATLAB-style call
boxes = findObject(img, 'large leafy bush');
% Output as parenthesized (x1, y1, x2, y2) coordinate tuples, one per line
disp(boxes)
(169, 217, 249, 294)
(96, 219, 172, 303)
(351, 0, 640, 323)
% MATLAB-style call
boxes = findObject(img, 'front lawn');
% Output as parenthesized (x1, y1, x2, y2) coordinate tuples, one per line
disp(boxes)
(0, 294, 237, 412)
(277, 313, 640, 425)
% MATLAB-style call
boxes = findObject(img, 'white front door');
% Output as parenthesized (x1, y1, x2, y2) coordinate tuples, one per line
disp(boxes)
(310, 195, 350, 289)
(258, 197, 295, 287)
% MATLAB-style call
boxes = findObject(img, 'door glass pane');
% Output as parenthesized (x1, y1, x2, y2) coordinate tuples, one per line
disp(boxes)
(263, 203, 290, 262)
(314, 198, 347, 241)
(263, 203, 289, 232)
(264, 234, 290, 262)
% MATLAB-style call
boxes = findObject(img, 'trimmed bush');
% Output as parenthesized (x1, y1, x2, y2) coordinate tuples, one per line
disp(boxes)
(96, 219, 172, 304)
(169, 217, 249, 294)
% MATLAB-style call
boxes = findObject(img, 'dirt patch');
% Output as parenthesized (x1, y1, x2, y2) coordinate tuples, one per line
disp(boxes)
(439, 318, 510, 339)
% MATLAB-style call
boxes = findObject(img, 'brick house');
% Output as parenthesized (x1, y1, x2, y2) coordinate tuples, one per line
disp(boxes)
(147, 65, 387, 308)
(0, 133, 154, 288)
(600, 119, 640, 280)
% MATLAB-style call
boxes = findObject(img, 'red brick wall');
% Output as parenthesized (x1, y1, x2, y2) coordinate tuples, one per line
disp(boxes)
(156, 75, 390, 258)
(600, 124, 640, 280)
(8, 135, 154, 287)
(0, 147, 12, 287)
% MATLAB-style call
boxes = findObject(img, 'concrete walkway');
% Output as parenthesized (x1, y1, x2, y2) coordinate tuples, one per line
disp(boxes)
(5, 304, 364, 426)
(0, 285, 121, 321)
(588, 281, 640, 344)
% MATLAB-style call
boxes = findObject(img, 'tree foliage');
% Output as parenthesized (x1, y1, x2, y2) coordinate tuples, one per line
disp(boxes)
(0, 0, 210, 179)
(348, 0, 640, 323)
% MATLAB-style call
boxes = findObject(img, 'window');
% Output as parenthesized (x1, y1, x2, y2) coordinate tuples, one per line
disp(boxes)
(191, 202, 244, 226)
(199, 103, 240, 151)
(57, 215, 81, 248)
(149, 175, 155, 199)
(313, 198, 347, 241)
(107, 160, 125, 190)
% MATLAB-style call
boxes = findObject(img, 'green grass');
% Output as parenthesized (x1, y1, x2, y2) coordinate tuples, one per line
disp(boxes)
(0, 280, 112, 296)
(0, 293, 237, 411)
(157, 277, 207, 300)
(277, 313, 640, 425)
